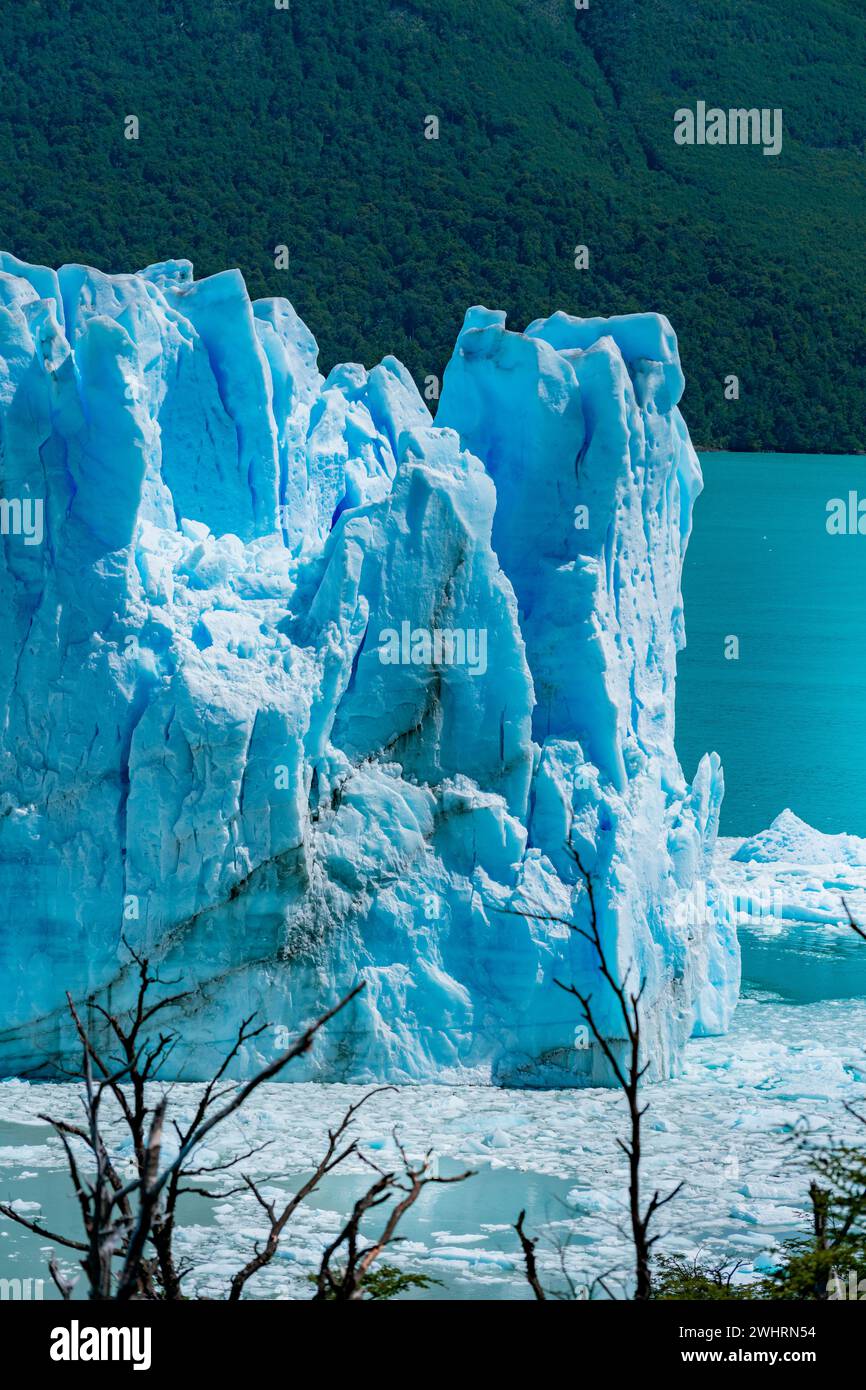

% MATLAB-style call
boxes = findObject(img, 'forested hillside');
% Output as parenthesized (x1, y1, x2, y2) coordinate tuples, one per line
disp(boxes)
(1, 0, 863, 450)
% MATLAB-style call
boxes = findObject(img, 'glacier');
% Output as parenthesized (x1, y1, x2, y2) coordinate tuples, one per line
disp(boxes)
(0, 253, 739, 1084)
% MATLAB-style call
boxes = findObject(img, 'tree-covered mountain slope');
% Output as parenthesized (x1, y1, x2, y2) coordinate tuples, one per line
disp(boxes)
(0, 0, 863, 450)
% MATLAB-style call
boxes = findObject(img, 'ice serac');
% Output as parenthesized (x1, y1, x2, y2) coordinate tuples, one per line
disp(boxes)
(0, 257, 739, 1083)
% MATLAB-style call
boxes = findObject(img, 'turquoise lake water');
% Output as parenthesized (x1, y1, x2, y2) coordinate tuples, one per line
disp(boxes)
(676, 453, 866, 838)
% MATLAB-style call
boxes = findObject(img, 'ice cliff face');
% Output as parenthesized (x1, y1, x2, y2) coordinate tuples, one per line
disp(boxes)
(0, 253, 739, 1083)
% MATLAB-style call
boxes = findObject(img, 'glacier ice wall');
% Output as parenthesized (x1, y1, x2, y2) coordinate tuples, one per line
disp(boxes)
(0, 252, 739, 1083)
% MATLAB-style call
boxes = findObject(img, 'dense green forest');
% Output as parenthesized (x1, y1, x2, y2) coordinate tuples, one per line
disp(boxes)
(0, 0, 863, 451)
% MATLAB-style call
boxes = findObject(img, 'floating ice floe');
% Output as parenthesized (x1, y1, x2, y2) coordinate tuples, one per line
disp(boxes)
(714, 810, 866, 930)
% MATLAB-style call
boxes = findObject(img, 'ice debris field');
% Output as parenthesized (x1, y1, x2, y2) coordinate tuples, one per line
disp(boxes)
(3, 986, 866, 1300)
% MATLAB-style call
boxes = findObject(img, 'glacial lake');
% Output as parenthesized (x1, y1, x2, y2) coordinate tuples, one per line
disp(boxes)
(676, 453, 866, 838)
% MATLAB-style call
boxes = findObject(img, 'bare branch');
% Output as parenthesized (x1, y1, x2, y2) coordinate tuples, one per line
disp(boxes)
(313, 1140, 474, 1301)
(0, 1203, 88, 1252)
(48, 1257, 76, 1300)
(228, 1086, 396, 1300)
(514, 1210, 546, 1300)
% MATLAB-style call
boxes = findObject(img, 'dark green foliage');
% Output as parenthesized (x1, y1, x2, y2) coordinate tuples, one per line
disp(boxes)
(758, 1238, 866, 1301)
(307, 1264, 441, 1300)
(653, 1254, 757, 1301)
(359, 1263, 441, 1300)
(1, 0, 863, 451)
(654, 1240, 866, 1302)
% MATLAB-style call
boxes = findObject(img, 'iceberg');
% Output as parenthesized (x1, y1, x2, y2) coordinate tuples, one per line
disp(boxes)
(0, 254, 739, 1083)
(732, 809, 866, 869)
(713, 810, 866, 930)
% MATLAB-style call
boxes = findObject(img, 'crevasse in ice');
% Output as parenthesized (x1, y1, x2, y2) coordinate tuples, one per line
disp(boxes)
(0, 254, 739, 1082)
